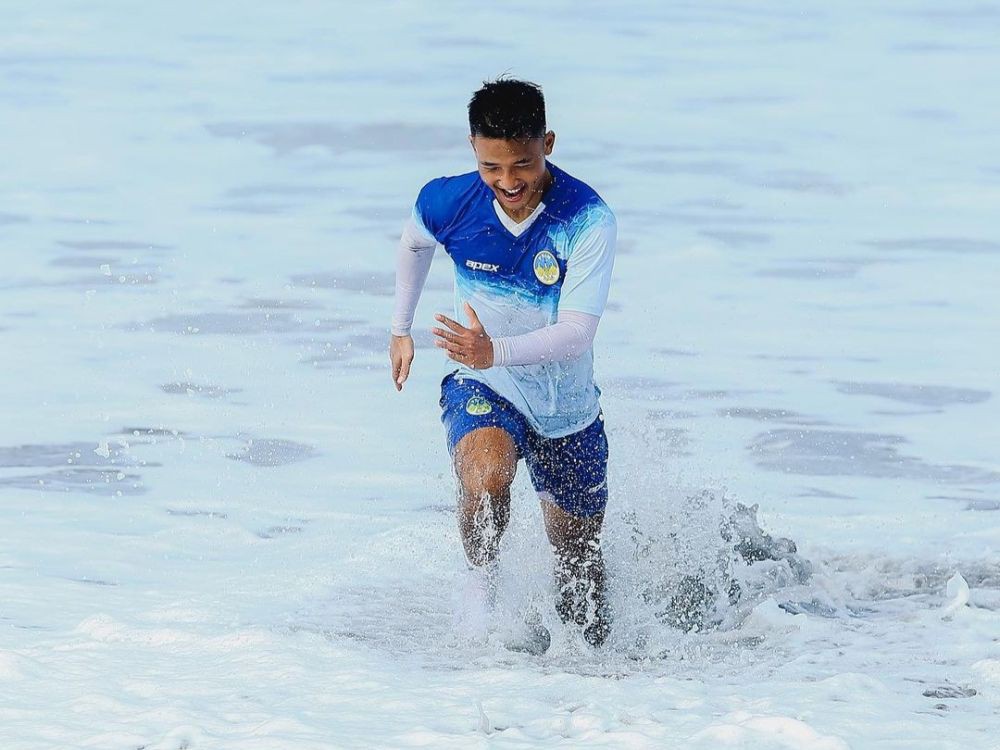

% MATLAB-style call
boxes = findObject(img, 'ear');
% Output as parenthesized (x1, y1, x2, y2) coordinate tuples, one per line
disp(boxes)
(543, 130, 556, 156)
(469, 134, 477, 154)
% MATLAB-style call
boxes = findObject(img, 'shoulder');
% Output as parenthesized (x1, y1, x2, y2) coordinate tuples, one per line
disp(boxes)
(544, 163, 615, 229)
(544, 163, 616, 245)
(416, 171, 484, 212)
(415, 171, 486, 239)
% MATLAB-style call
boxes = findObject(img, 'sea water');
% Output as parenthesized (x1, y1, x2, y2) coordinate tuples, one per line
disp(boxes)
(1, 2, 998, 747)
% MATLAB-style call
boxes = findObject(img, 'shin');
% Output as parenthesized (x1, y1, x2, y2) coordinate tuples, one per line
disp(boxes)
(542, 500, 611, 645)
(454, 428, 517, 567)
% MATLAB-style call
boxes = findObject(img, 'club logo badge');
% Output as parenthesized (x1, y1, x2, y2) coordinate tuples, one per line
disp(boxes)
(533, 250, 560, 286)
(465, 396, 493, 416)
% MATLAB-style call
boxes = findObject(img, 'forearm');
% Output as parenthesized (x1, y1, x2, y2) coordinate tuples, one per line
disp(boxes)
(491, 311, 600, 367)
(390, 218, 436, 336)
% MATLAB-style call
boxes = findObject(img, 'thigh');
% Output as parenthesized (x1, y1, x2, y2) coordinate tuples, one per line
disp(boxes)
(526, 413, 609, 518)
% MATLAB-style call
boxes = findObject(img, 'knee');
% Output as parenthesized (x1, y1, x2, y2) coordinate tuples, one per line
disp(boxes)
(543, 500, 604, 559)
(454, 428, 517, 501)
(458, 456, 514, 500)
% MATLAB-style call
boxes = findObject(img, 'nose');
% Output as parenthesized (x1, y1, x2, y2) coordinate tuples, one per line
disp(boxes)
(496, 169, 519, 190)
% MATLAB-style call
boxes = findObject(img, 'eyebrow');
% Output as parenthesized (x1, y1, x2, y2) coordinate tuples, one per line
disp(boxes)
(480, 157, 534, 167)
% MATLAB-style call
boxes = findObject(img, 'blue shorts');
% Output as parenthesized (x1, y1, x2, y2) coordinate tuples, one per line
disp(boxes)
(440, 372, 609, 517)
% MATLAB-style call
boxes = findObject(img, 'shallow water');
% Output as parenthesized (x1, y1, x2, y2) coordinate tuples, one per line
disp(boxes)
(1, 2, 999, 748)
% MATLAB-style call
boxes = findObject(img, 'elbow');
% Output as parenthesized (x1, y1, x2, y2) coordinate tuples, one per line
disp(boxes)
(558, 338, 593, 363)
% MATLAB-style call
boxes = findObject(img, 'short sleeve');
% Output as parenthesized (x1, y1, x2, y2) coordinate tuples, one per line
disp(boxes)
(403, 205, 437, 249)
(558, 213, 617, 316)
(414, 178, 446, 242)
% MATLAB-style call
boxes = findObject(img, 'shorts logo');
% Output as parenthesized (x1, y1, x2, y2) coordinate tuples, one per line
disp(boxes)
(533, 250, 559, 285)
(465, 396, 493, 416)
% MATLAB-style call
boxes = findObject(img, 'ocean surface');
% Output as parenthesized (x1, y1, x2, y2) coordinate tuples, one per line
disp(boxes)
(1, 2, 999, 748)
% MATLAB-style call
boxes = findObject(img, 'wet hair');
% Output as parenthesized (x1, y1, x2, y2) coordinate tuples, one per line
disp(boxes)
(468, 78, 546, 139)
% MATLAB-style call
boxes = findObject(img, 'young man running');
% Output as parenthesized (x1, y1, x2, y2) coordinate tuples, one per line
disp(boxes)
(388, 79, 617, 647)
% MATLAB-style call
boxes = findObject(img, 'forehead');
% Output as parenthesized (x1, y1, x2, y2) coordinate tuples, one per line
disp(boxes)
(472, 137, 544, 163)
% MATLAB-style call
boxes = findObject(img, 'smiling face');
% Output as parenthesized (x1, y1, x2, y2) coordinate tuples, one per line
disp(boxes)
(470, 132, 555, 222)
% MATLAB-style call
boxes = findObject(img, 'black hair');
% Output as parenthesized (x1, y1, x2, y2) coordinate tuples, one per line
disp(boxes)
(468, 78, 546, 139)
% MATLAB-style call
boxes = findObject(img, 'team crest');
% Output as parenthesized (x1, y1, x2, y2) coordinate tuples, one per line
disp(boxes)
(465, 396, 493, 416)
(533, 250, 560, 285)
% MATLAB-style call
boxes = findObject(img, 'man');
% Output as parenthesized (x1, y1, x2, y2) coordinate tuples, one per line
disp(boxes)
(388, 79, 616, 647)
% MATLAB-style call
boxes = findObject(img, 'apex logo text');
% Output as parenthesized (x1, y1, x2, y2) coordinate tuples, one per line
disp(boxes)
(465, 260, 500, 273)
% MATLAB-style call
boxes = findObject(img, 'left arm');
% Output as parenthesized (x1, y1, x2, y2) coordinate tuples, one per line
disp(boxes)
(491, 311, 599, 366)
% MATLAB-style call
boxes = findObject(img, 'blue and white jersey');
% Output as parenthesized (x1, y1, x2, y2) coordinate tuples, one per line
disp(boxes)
(413, 162, 616, 438)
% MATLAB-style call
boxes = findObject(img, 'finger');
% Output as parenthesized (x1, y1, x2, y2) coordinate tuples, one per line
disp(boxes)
(464, 302, 482, 330)
(435, 339, 466, 356)
(434, 313, 468, 335)
(431, 327, 462, 344)
(396, 356, 411, 390)
(390, 350, 401, 384)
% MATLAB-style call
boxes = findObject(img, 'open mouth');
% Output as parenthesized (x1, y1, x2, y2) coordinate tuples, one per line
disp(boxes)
(497, 184, 527, 203)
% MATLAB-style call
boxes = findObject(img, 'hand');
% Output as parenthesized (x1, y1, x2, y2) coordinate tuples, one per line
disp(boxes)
(389, 334, 414, 391)
(433, 302, 494, 369)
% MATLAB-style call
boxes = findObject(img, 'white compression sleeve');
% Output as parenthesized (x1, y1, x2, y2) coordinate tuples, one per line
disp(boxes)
(390, 216, 437, 336)
(491, 311, 600, 367)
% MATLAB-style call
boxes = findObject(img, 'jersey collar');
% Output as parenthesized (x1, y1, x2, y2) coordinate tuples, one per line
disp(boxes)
(491, 199, 546, 237)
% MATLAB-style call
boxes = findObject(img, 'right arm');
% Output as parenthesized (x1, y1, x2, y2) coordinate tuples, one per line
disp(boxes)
(389, 213, 437, 391)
